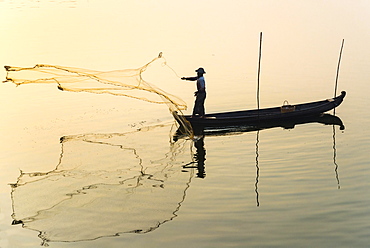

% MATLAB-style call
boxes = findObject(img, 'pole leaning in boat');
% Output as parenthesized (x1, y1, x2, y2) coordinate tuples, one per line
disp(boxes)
(334, 39, 345, 115)
(257, 32, 263, 111)
(334, 39, 345, 98)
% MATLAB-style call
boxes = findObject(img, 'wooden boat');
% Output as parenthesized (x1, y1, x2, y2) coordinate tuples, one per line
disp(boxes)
(173, 91, 346, 129)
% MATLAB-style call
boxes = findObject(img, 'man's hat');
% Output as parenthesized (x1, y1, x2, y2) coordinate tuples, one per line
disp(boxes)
(195, 68, 206, 74)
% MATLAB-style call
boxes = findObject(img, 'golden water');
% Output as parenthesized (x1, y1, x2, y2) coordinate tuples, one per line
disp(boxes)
(1, 1, 370, 247)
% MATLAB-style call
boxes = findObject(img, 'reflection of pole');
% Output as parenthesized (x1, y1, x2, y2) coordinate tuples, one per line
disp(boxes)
(332, 125, 340, 189)
(255, 130, 260, 207)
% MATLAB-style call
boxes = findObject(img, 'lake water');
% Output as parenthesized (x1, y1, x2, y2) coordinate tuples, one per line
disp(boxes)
(1, 1, 370, 247)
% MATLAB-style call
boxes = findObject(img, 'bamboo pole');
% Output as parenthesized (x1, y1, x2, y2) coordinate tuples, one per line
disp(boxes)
(257, 32, 263, 110)
(334, 39, 345, 98)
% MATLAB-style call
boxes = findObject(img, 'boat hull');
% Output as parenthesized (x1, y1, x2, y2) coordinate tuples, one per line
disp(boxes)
(174, 91, 346, 128)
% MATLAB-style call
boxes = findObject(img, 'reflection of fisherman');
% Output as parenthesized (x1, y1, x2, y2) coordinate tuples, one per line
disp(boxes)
(181, 68, 206, 118)
(183, 135, 206, 178)
(194, 137, 206, 178)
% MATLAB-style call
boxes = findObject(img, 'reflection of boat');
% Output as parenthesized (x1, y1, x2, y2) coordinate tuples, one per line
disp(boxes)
(174, 91, 346, 129)
(10, 126, 193, 245)
(174, 113, 344, 139)
(176, 113, 344, 207)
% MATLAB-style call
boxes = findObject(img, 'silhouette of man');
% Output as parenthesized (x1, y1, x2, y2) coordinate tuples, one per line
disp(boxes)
(181, 68, 206, 118)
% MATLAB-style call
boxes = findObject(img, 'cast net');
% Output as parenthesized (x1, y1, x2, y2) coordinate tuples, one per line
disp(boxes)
(4, 53, 193, 137)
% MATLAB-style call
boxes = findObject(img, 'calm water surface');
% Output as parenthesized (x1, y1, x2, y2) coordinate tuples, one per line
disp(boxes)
(1, 1, 370, 247)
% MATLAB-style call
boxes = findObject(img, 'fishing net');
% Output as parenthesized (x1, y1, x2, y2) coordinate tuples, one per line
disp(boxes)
(10, 124, 194, 245)
(4, 53, 193, 137)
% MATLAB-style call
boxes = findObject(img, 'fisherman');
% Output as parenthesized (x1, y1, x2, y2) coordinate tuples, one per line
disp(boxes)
(181, 67, 206, 118)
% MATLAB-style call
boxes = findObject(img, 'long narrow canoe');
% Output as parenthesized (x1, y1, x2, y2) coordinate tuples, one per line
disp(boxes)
(174, 91, 346, 128)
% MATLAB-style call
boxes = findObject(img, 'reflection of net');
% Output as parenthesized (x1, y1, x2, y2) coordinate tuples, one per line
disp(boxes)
(11, 125, 193, 244)
(4, 53, 193, 137)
